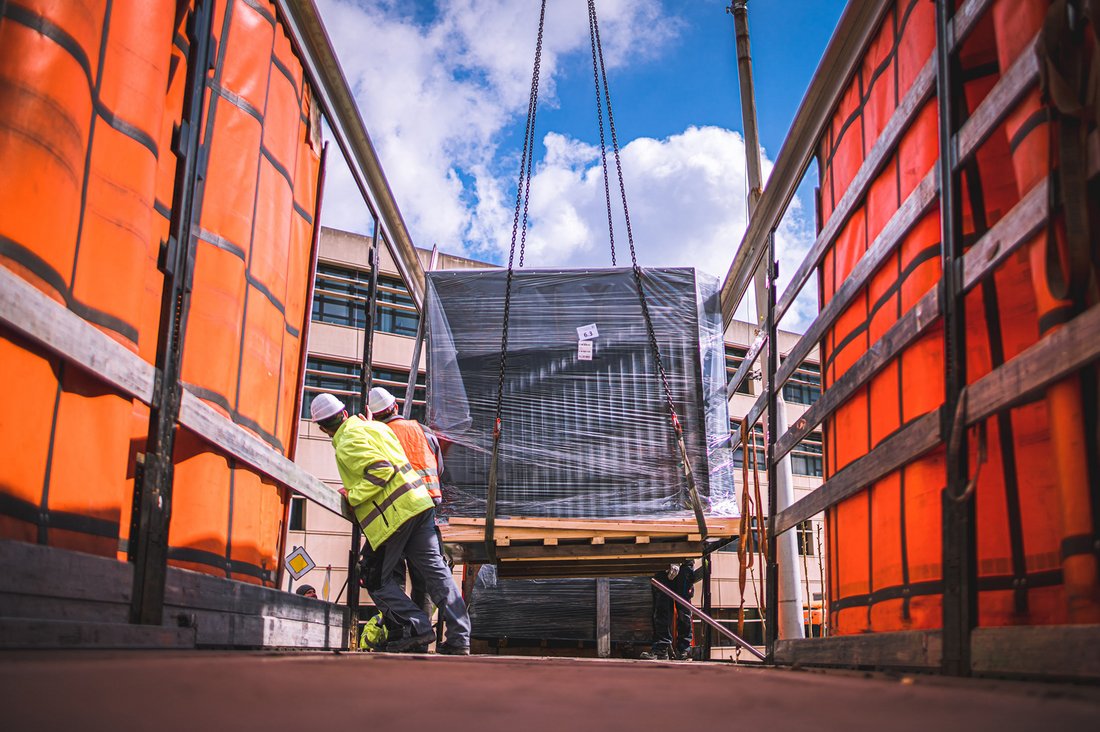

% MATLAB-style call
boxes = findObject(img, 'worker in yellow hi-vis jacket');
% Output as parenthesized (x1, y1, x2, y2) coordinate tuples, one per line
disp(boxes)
(310, 392, 471, 655)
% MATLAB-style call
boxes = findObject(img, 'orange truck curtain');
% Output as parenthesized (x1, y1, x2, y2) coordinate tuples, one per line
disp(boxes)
(0, 0, 322, 587)
(818, 0, 1099, 634)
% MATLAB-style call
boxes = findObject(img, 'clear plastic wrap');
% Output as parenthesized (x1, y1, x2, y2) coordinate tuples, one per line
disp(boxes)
(470, 565, 652, 643)
(425, 266, 736, 520)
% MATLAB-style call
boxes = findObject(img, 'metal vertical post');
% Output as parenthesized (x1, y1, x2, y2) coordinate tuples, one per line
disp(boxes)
(702, 553, 713, 659)
(129, 0, 216, 626)
(403, 246, 438, 419)
(729, 0, 769, 330)
(347, 226, 380, 650)
(764, 231, 780, 660)
(935, 0, 974, 676)
(596, 577, 611, 658)
(277, 144, 329, 592)
(729, 1, 764, 219)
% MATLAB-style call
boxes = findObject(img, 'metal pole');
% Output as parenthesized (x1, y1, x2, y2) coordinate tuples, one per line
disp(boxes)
(277, 143, 330, 592)
(775, 402, 805, 640)
(728, 1, 768, 327)
(347, 226, 381, 650)
(129, 0, 217, 626)
(764, 231, 780, 661)
(402, 246, 439, 419)
(702, 554, 713, 659)
(730, 0, 803, 644)
(651, 578, 765, 661)
(935, 0, 974, 677)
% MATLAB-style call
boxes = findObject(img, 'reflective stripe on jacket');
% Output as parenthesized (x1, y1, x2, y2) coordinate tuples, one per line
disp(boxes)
(382, 416, 442, 499)
(331, 416, 433, 550)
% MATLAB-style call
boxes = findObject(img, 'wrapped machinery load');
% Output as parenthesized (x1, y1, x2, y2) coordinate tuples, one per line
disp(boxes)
(470, 566, 652, 644)
(425, 267, 736, 520)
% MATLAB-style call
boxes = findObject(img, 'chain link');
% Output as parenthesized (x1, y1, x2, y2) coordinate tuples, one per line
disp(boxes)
(493, 0, 547, 434)
(587, 0, 616, 267)
(496, 0, 686, 485)
(589, 0, 681, 436)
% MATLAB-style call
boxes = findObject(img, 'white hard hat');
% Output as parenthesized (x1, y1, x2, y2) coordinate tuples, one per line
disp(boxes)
(310, 393, 345, 422)
(368, 386, 397, 414)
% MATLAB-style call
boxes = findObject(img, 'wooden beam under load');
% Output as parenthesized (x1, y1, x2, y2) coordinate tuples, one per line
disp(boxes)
(494, 560, 687, 580)
(774, 408, 943, 535)
(495, 541, 705, 561)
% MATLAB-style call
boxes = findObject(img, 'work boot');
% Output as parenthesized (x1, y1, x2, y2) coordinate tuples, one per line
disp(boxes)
(385, 629, 437, 654)
(639, 648, 669, 661)
(436, 642, 470, 656)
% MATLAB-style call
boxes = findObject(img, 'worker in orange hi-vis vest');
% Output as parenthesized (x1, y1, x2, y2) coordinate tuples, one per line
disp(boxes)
(369, 387, 444, 504)
(369, 386, 448, 648)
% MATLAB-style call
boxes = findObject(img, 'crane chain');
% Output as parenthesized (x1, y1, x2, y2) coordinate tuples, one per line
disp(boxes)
(494, 0, 547, 433)
(587, 1, 616, 267)
(588, 1, 681, 440)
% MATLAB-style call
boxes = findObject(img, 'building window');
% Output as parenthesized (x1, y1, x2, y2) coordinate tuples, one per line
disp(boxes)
(300, 357, 427, 422)
(302, 357, 364, 417)
(289, 496, 306, 532)
(730, 420, 766, 469)
(311, 262, 420, 337)
(371, 368, 428, 423)
(791, 432, 823, 477)
(781, 360, 821, 405)
(725, 345, 753, 395)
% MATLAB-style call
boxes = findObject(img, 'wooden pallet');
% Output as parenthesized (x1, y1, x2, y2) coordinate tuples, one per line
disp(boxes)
(441, 516, 739, 578)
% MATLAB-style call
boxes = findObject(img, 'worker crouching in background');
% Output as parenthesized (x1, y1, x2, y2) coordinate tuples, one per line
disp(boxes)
(310, 392, 471, 655)
(641, 560, 695, 661)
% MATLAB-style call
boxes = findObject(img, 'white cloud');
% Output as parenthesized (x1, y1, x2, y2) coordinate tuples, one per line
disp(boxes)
(316, 0, 679, 246)
(313, 0, 818, 331)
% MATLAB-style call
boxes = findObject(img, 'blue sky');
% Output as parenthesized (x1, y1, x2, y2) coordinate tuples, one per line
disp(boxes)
(317, 0, 847, 329)
(531, 1, 845, 164)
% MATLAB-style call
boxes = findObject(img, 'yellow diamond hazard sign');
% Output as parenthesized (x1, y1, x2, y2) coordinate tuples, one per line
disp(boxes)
(284, 546, 315, 581)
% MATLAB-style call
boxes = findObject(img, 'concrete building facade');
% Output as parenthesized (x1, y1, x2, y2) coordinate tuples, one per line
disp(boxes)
(285, 227, 825, 657)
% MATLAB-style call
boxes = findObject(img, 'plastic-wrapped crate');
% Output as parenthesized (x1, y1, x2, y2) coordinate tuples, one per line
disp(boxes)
(425, 267, 735, 519)
(469, 566, 652, 644)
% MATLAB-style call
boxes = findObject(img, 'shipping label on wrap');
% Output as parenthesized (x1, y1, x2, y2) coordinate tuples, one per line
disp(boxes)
(578, 340, 593, 361)
(577, 323, 599, 340)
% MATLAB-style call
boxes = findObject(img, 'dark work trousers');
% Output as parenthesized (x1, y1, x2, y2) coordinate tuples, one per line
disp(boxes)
(403, 524, 446, 620)
(651, 582, 693, 654)
(367, 507, 470, 647)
